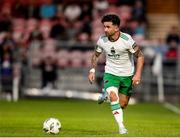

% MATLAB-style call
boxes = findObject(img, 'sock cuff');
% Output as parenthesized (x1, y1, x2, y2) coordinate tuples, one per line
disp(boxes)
(111, 101, 119, 105)
(111, 103, 121, 111)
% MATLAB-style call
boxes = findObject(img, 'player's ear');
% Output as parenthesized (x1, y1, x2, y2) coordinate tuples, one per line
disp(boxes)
(115, 26, 119, 31)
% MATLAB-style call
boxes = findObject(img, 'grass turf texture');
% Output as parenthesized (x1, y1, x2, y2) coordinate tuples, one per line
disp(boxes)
(0, 99, 180, 137)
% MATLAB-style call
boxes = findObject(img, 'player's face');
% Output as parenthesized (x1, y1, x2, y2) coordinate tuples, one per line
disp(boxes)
(103, 22, 119, 37)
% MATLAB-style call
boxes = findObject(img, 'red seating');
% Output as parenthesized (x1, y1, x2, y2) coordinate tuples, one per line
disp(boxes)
(26, 18, 38, 33)
(39, 19, 52, 39)
(83, 51, 93, 68)
(12, 18, 25, 42)
(57, 50, 70, 68)
(69, 51, 83, 68)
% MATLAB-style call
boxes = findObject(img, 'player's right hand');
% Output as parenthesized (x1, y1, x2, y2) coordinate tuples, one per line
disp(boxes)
(88, 72, 95, 84)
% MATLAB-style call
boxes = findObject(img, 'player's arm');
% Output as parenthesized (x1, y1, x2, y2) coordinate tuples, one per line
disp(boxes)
(132, 43, 144, 86)
(91, 50, 101, 69)
(88, 50, 102, 84)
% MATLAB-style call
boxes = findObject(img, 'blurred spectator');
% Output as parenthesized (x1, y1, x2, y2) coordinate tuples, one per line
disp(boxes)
(0, 13, 12, 33)
(29, 26, 43, 42)
(154, 38, 168, 60)
(28, 27, 43, 66)
(76, 16, 92, 43)
(164, 40, 178, 66)
(40, 0, 57, 19)
(12, 0, 29, 19)
(0, 34, 14, 94)
(93, 0, 109, 12)
(50, 16, 68, 40)
(105, 3, 119, 15)
(118, 5, 132, 26)
(40, 56, 58, 89)
(132, 0, 146, 22)
(121, 19, 146, 43)
(64, 4, 81, 21)
(66, 20, 82, 41)
(0, 52, 13, 93)
(129, 19, 146, 43)
(121, 24, 133, 36)
(134, 21, 146, 36)
(165, 26, 179, 64)
(165, 41, 178, 60)
(28, 0, 41, 19)
(79, 2, 92, 20)
(0, 0, 148, 75)
(166, 26, 180, 45)
(0, 33, 15, 59)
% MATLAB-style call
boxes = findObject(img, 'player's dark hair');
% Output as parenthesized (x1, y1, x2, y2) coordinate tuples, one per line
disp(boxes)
(101, 14, 120, 26)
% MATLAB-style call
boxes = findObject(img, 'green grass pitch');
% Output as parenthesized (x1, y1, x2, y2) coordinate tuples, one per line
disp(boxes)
(0, 99, 180, 137)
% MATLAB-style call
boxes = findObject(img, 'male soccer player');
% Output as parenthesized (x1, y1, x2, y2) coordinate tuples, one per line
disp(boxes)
(88, 14, 144, 134)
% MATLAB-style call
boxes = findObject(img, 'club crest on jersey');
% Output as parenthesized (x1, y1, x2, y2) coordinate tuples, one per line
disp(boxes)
(108, 47, 120, 59)
(111, 47, 115, 54)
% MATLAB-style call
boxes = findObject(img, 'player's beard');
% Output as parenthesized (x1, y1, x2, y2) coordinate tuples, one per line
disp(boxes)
(105, 31, 117, 40)
(105, 31, 114, 37)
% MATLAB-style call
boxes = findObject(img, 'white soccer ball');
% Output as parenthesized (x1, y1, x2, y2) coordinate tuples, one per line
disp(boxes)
(43, 118, 61, 134)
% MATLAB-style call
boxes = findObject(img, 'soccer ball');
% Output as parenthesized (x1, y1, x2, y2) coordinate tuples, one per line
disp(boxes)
(43, 118, 61, 134)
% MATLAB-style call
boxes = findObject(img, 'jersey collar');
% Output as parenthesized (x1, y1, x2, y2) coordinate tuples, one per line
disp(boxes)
(108, 31, 121, 42)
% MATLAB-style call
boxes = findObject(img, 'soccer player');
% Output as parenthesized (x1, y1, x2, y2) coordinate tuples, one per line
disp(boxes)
(88, 14, 144, 134)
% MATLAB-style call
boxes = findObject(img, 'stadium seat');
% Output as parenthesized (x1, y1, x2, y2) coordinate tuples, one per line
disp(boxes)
(12, 18, 25, 42)
(39, 19, 52, 39)
(57, 50, 70, 68)
(69, 50, 83, 68)
(40, 39, 57, 59)
(31, 49, 42, 66)
(83, 51, 93, 68)
(26, 18, 38, 33)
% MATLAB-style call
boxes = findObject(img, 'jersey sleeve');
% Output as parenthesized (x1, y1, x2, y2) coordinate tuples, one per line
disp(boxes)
(95, 37, 103, 53)
(127, 35, 136, 53)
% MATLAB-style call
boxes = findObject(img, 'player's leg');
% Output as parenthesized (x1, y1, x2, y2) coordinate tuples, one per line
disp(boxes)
(98, 89, 131, 107)
(117, 94, 130, 134)
(104, 73, 127, 134)
(97, 88, 108, 104)
(119, 93, 130, 109)
(119, 76, 133, 109)
(106, 87, 127, 134)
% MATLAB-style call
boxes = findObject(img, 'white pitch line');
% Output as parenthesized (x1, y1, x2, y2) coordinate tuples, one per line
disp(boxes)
(163, 102, 180, 115)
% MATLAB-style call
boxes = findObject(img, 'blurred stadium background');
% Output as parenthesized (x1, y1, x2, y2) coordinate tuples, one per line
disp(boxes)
(0, 0, 179, 103)
(0, 0, 180, 136)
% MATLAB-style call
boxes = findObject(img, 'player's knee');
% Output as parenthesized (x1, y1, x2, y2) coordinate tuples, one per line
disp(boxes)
(109, 92, 118, 102)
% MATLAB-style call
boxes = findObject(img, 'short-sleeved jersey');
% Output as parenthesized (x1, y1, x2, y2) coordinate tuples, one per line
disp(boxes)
(96, 32, 136, 77)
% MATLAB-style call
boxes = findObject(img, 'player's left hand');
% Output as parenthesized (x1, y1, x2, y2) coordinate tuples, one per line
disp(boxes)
(132, 74, 141, 86)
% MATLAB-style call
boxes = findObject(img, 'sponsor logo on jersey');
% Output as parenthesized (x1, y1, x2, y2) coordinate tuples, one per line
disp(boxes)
(108, 47, 120, 59)
(111, 47, 115, 54)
